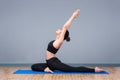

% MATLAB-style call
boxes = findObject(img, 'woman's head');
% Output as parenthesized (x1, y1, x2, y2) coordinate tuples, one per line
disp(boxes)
(56, 29, 70, 42)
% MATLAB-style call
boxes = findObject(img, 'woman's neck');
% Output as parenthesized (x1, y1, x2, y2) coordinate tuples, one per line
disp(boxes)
(56, 35, 60, 40)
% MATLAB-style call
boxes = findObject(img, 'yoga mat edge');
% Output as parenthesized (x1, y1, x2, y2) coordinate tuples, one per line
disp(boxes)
(13, 70, 109, 74)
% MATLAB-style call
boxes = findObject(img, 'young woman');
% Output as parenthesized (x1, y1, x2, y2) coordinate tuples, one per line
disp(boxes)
(31, 9, 104, 73)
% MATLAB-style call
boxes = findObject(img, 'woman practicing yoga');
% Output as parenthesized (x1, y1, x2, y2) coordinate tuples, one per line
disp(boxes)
(31, 9, 104, 73)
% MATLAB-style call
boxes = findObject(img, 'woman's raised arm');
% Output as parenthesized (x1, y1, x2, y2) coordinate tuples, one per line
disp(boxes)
(63, 9, 80, 30)
(59, 9, 80, 41)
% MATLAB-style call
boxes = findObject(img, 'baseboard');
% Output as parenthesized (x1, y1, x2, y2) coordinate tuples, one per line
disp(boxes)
(0, 63, 120, 67)
(69, 63, 120, 67)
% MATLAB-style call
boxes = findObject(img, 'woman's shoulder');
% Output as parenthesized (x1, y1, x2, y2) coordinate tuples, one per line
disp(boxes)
(48, 40, 55, 45)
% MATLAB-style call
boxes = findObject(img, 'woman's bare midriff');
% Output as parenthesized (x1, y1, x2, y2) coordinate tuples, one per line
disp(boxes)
(46, 51, 55, 60)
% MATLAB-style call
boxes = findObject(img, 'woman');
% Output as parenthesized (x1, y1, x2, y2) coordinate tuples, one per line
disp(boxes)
(31, 9, 104, 73)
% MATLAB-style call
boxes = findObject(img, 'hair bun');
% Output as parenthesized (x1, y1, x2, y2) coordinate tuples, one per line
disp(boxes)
(66, 37, 70, 42)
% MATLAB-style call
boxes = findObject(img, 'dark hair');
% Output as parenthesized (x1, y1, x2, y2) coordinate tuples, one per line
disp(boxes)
(64, 30, 70, 42)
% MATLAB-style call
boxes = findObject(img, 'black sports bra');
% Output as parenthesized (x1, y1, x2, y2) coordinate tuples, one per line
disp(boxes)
(47, 40, 59, 54)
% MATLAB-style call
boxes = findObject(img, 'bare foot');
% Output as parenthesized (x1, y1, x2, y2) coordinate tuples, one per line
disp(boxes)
(95, 67, 104, 72)
(44, 67, 54, 73)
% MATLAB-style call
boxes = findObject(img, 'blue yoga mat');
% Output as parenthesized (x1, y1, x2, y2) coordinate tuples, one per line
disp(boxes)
(13, 70, 109, 74)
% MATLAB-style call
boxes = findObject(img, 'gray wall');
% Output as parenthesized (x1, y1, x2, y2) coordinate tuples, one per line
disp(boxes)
(0, 0, 120, 64)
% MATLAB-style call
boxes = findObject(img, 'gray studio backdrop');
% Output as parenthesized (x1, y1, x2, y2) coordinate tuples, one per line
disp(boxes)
(0, 0, 120, 64)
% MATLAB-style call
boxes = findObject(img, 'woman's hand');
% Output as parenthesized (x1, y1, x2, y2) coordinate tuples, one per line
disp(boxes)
(73, 9, 80, 19)
(44, 67, 54, 73)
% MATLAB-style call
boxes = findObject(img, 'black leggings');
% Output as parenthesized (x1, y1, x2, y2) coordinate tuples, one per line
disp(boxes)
(31, 63, 47, 71)
(31, 57, 95, 72)
(46, 57, 95, 72)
